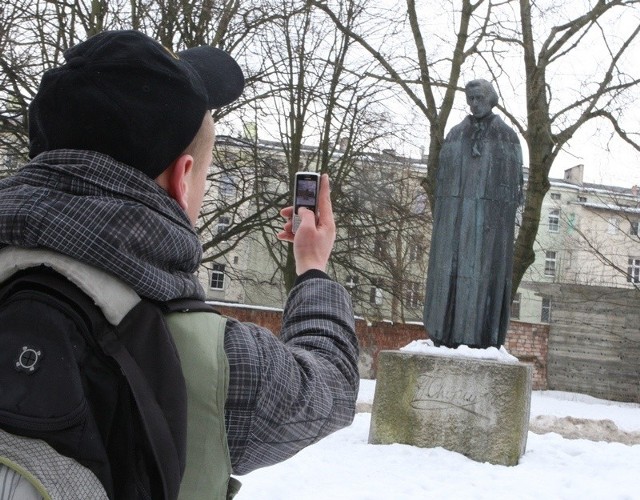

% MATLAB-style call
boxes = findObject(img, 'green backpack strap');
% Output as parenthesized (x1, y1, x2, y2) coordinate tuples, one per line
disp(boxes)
(162, 300, 240, 499)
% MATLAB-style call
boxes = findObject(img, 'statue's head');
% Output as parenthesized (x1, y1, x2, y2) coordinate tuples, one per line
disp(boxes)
(465, 79, 498, 119)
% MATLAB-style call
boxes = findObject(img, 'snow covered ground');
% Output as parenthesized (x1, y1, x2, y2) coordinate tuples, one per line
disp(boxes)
(235, 379, 640, 500)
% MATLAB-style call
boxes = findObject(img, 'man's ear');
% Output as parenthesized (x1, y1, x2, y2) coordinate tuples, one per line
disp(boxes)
(156, 154, 194, 211)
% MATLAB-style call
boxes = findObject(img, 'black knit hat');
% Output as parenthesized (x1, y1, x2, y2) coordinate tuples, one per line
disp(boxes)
(28, 30, 244, 178)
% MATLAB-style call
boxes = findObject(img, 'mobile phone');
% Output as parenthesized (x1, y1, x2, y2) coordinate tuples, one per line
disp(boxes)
(292, 171, 320, 234)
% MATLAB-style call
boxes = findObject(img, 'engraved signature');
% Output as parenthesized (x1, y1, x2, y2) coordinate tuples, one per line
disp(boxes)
(411, 374, 489, 420)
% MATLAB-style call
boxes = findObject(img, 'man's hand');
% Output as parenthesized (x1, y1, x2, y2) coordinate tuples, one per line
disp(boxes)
(277, 174, 335, 275)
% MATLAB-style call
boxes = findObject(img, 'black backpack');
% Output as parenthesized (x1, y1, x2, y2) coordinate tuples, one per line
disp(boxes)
(0, 266, 192, 499)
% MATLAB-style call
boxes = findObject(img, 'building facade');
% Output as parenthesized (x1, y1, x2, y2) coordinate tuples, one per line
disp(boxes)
(198, 139, 640, 328)
(197, 136, 430, 323)
(516, 164, 640, 324)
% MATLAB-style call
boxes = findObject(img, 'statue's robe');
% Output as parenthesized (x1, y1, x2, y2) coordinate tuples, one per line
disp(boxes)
(423, 113, 523, 348)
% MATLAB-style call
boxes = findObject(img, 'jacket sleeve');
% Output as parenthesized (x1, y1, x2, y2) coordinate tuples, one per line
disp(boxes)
(223, 276, 359, 475)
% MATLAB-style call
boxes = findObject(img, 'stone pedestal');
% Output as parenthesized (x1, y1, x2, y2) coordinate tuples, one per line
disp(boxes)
(369, 350, 532, 466)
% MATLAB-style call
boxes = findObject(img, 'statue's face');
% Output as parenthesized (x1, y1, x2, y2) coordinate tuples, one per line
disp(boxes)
(466, 87, 493, 118)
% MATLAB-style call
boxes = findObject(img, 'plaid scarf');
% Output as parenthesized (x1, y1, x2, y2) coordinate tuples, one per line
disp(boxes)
(0, 150, 205, 301)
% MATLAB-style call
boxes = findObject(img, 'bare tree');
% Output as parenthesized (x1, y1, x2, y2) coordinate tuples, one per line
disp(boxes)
(0, 0, 74, 167)
(198, 135, 290, 282)
(309, 0, 640, 298)
(0, 0, 297, 280)
(510, 0, 640, 292)
(1, 0, 413, 310)
(551, 190, 640, 292)
(0, 0, 270, 174)
(331, 152, 431, 322)
(217, 0, 395, 293)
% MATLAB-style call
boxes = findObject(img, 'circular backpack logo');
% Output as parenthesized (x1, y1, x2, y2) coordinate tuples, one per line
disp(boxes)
(15, 345, 44, 374)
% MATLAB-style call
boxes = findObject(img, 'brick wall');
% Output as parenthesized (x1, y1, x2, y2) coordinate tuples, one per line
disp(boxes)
(215, 304, 284, 333)
(504, 320, 549, 390)
(354, 320, 427, 378)
(213, 303, 549, 389)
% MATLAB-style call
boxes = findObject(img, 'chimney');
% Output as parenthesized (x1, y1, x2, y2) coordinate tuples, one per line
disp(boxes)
(243, 122, 257, 141)
(563, 164, 584, 185)
(420, 146, 428, 162)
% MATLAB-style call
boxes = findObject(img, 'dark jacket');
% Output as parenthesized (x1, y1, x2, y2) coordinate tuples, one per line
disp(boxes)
(0, 150, 360, 476)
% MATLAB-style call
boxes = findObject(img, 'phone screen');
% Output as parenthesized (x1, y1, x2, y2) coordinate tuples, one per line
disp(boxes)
(293, 172, 320, 233)
(295, 177, 319, 214)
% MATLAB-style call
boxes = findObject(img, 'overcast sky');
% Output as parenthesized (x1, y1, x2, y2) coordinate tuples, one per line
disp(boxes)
(395, 1, 640, 189)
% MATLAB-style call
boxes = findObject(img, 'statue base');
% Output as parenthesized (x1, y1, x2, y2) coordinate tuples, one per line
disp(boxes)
(368, 350, 532, 466)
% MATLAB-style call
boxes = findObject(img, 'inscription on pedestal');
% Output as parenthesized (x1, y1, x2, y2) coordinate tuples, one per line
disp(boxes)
(369, 351, 532, 466)
(411, 374, 489, 421)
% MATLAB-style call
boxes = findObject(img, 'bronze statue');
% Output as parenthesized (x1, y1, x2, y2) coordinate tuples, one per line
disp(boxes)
(423, 79, 523, 348)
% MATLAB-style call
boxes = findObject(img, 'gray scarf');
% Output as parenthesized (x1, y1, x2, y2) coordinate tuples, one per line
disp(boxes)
(0, 150, 205, 301)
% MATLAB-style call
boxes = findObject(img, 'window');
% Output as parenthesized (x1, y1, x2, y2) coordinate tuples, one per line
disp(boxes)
(406, 282, 423, 308)
(630, 221, 639, 236)
(550, 193, 561, 201)
(350, 190, 363, 210)
(548, 209, 560, 232)
(607, 218, 619, 235)
(217, 216, 230, 235)
(369, 281, 383, 306)
(345, 275, 359, 291)
(541, 297, 552, 323)
(413, 192, 428, 214)
(369, 287, 383, 306)
(515, 205, 523, 230)
(347, 227, 362, 249)
(578, 196, 587, 202)
(219, 175, 236, 198)
(511, 293, 521, 320)
(210, 264, 225, 290)
(544, 251, 557, 277)
(374, 235, 388, 260)
(258, 176, 271, 194)
(567, 213, 578, 233)
(409, 244, 425, 262)
(628, 258, 640, 284)
(3, 153, 18, 173)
